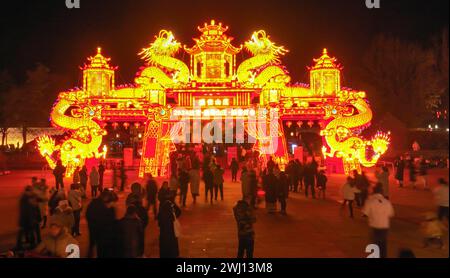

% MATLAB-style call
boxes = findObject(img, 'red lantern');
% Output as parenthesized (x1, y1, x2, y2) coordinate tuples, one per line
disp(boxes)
(286, 121, 292, 128)
(123, 122, 130, 129)
(112, 122, 119, 130)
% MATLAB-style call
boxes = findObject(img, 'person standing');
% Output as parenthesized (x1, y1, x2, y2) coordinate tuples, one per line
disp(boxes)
(375, 166, 390, 199)
(72, 167, 80, 185)
(53, 160, 66, 190)
(86, 190, 119, 258)
(178, 169, 190, 207)
(158, 192, 181, 258)
(295, 159, 304, 192)
(98, 162, 105, 193)
(433, 178, 449, 222)
(278, 172, 289, 215)
(362, 184, 395, 258)
(189, 165, 200, 204)
(79, 165, 88, 198)
(408, 159, 417, 189)
(213, 165, 225, 201)
(203, 167, 214, 204)
(119, 162, 127, 192)
(90, 166, 100, 198)
(303, 162, 316, 199)
(233, 199, 256, 258)
(117, 205, 145, 258)
(35, 179, 49, 229)
(112, 163, 118, 189)
(230, 158, 239, 182)
(248, 169, 258, 208)
(394, 156, 405, 188)
(263, 169, 278, 213)
(145, 174, 158, 219)
(240, 166, 249, 199)
(68, 184, 82, 237)
(341, 176, 359, 218)
(126, 183, 144, 207)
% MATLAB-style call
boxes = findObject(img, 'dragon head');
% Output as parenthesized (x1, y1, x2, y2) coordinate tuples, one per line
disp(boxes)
(139, 30, 181, 64)
(244, 30, 288, 63)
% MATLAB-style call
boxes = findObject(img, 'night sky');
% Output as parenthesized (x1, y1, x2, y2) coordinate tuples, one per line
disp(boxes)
(1, 0, 448, 89)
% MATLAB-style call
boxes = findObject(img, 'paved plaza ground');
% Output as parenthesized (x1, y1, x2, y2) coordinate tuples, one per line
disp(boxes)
(0, 167, 448, 258)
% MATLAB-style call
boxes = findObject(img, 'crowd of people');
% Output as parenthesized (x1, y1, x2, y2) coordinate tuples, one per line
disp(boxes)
(10, 149, 449, 258)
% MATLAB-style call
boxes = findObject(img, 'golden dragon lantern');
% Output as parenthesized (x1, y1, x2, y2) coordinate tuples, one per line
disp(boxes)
(38, 20, 389, 177)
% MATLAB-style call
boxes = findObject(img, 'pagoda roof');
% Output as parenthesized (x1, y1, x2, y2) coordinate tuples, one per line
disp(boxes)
(184, 20, 242, 55)
(308, 48, 342, 70)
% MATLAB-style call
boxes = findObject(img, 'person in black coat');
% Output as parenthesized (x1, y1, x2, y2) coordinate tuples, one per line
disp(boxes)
(394, 156, 405, 188)
(16, 186, 41, 250)
(53, 160, 66, 190)
(118, 205, 144, 258)
(248, 170, 258, 208)
(178, 169, 190, 207)
(230, 158, 239, 182)
(303, 162, 317, 199)
(203, 167, 214, 204)
(86, 190, 119, 258)
(277, 172, 289, 214)
(158, 193, 181, 258)
(98, 162, 105, 193)
(263, 170, 278, 213)
(145, 175, 158, 219)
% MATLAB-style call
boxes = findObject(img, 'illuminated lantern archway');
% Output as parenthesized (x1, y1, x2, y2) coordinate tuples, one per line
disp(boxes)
(38, 20, 389, 177)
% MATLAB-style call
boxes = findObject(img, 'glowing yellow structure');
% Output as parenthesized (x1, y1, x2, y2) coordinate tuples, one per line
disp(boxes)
(39, 20, 389, 176)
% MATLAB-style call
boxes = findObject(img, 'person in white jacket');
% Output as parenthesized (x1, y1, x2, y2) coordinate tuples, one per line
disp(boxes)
(362, 184, 395, 258)
(341, 176, 360, 218)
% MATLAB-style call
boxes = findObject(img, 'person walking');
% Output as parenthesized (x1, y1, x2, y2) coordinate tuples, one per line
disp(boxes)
(16, 186, 41, 250)
(68, 184, 82, 236)
(53, 160, 66, 190)
(418, 158, 429, 190)
(178, 169, 190, 207)
(118, 205, 145, 258)
(36, 179, 49, 229)
(362, 184, 395, 258)
(394, 156, 405, 188)
(90, 166, 100, 198)
(316, 170, 328, 199)
(98, 162, 105, 193)
(263, 169, 278, 213)
(295, 159, 304, 192)
(375, 166, 390, 199)
(79, 165, 88, 198)
(213, 165, 225, 201)
(157, 192, 181, 258)
(230, 158, 239, 182)
(233, 199, 256, 258)
(203, 167, 214, 204)
(278, 171, 289, 215)
(189, 165, 200, 204)
(433, 178, 449, 222)
(341, 176, 359, 218)
(145, 174, 158, 219)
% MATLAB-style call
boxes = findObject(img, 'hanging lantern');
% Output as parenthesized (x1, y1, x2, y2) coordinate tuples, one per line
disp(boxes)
(123, 122, 130, 129)
(307, 121, 314, 128)
(286, 121, 292, 128)
(297, 121, 303, 127)
(134, 122, 141, 128)
(112, 122, 119, 130)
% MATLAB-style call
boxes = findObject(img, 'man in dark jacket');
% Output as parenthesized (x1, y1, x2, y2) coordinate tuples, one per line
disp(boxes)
(145, 174, 158, 219)
(230, 158, 239, 182)
(233, 200, 256, 258)
(86, 190, 118, 258)
(278, 172, 289, 214)
(79, 165, 88, 198)
(203, 167, 214, 204)
(98, 162, 105, 192)
(248, 170, 258, 208)
(53, 160, 66, 190)
(118, 205, 144, 258)
(303, 162, 317, 199)
(178, 169, 190, 207)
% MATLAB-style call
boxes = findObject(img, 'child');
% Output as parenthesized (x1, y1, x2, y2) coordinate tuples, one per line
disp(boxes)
(341, 176, 360, 218)
(421, 212, 446, 249)
(316, 170, 328, 199)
